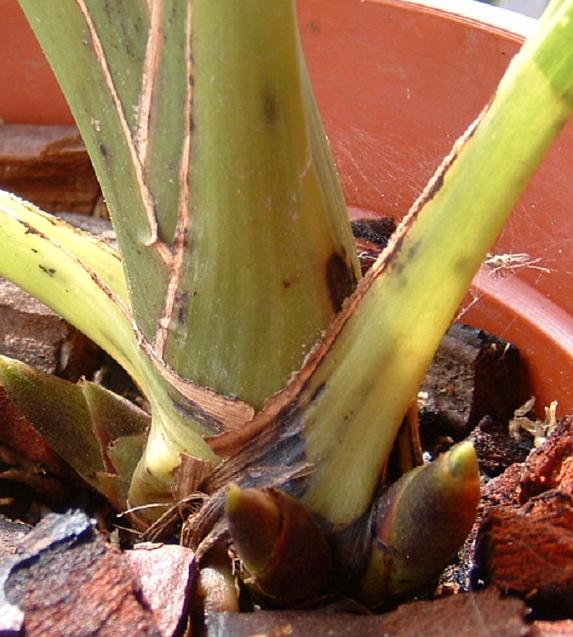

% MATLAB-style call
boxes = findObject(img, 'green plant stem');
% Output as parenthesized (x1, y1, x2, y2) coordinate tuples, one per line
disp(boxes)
(296, 0, 573, 525)
(162, 0, 359, 406)
(15, 1, 364, 510)
(18, 0, 359, 408)
(0, 190, 218, 475)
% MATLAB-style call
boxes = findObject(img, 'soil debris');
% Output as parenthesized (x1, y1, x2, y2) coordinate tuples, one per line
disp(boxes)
(0, 509, 161, 637)
(206, 588, 529, 637)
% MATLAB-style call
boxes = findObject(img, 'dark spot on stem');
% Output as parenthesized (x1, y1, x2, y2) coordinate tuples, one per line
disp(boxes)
(99, 143, 108, 159)
(182, 229, 190, 250)
(39, 265, 56, 277)
(175, 291, 190, 325)
(326, 252, 357, 313)
(19, 219, 41, 236)
(405, 240, 421, 261)
(282, 280, 291, 289)
(262, 86, 278, 125)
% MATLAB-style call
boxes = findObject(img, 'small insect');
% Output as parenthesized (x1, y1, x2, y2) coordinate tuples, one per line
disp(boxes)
(485, 252, 552, 277)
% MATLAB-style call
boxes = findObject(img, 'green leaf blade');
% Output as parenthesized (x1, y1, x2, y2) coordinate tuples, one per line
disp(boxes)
(18, 0, 170, 340)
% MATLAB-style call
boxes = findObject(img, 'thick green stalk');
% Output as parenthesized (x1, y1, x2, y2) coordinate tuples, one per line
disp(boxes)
(129, 1, 361, 505)
(18, 0, 359, 407)
(296, 0, 573, 525)
(17, 1, 360, 505)
(162, 1, 359, 406)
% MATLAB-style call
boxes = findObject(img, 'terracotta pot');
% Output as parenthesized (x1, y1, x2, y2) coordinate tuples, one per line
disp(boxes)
(2, 0, 572, 414)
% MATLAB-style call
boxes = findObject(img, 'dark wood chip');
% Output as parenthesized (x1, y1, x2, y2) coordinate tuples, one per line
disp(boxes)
(206, 589, 529, 637)
(0, 124, 101, 214)
(419, 324, 529, 447)
(127, 542, 196, 637)
(472, 416, 532, 477)
(0, 509, 160, 637)
(475, 491, 573, 615)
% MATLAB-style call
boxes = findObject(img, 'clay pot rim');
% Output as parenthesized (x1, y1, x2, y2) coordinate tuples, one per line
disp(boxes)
(400, 0, 536, 36)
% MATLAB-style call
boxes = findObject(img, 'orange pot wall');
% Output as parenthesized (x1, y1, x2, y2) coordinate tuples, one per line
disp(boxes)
(300, 0, 573, 415)
(2, 0, 573, 413)
(0, 2, 72, 124)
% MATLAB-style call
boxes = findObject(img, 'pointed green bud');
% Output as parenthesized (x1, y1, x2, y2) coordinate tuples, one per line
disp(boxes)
(225, 486, 332, 604)
(359, 442, 480, 607)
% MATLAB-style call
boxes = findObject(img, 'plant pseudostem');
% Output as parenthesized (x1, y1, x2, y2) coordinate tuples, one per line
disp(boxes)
(0, 0, 570, 607)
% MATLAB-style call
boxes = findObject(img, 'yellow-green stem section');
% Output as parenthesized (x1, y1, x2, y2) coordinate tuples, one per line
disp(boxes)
(301, 0, 573, 525)
(0, 192, 216, 475)
(164, 0, 359, 406)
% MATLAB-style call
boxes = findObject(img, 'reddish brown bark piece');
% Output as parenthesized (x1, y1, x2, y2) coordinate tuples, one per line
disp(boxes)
(0, 124, 101, 214)
(520, 416, 573, 502)
(127, 542, 196, 637)
(0, 278, 78, 377)
(482, 462, 523, 510)
(206, 589, 529, 637)
(476, 491, 573, 614)
(0, 510, 160, 637)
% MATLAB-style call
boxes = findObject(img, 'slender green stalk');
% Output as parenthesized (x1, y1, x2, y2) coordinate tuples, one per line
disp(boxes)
(0, 191, 137, 379)
(296, 0, 573, 525)
(0, 190, 218, 477)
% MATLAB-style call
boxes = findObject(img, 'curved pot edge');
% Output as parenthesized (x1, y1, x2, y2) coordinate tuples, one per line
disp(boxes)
(380, 0, 536, 36)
